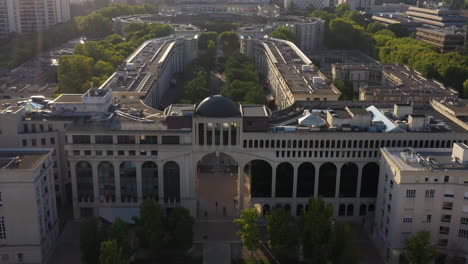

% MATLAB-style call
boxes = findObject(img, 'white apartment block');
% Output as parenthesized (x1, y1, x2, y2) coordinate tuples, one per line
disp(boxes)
(0, 148, 59, 264)
(294, 19, 325, 54)
(284, 0, 330, 11)
(336, 0, 374, 11)
(0, 0, 71, 39)
(375, 143, 468, 264)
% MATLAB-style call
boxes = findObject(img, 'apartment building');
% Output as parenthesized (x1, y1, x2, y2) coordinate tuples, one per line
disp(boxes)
(416, 27, 466, 53)
(405, 6, 467, 28)
(376, 144, 468, 264)
(0, 0, 71, 39)
(0, 148, 59, 264)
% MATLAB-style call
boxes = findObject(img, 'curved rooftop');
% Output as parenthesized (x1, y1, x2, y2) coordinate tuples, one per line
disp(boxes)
(195, 95, 241, 118)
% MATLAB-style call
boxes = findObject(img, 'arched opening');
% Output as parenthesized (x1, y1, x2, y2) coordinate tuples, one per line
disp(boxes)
(245, 160, 272, 198)
(262, 204, 270, 216)
(368, 204, 375, 212)
(339, 163, 358, 198)
(296, 204, 304, 216)
(284, 204, 291, 215)
(98, 161, 115, 202)
(361, 162, 380, 198)
(359, 204, 367, 216)
(276, 162, 293, 197)
(76, 161, 93, 202)
(318, 163, 337, 197)
(347, 204, 354, 216)
(120, 161, 137, 203)
(142, 161, 158, 200)
(338, 204, 346, 216)
(197, 152, 238, 218)
(164, 161, 180, 203)
(297, 162, 315, 198)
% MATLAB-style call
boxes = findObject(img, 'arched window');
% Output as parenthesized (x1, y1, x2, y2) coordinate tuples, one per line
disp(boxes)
(339, 204, 346, 216)
(164, 161, 180, 203)
(98, 161, 115, 202)
(339, 163, 358, 198)
(120, 161, 137, 203)
(262, 204, 270, 216)
(276, 163, 293, 197)
(318, 163, 337, 197)
(142, 161, 158, 200)
(296, 204, 304, 216)
(297, 163, 315, 197)
(359, 204, 367, 216)
(76, 161, 93, 202)
(361, 162, 380, 198)
(284, 204, 291, 215)
(245, 160, 272, 198)
(347, 204, 354, 216)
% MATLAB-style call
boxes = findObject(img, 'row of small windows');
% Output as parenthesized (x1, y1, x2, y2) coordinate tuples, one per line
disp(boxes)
(406, 189, 467, 199)
(275, 150, 380, 159)
(23, 123, 64, 133)
(72, 135, 179, 145)
(22, 137, 55, 147)
(243, 139, 467, 150)
(255, 203, 375, 217)
(72, 150, 158, 157)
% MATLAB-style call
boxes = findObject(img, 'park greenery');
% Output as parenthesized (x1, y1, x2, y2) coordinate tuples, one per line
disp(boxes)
(270, 27, 296, 42)
(57, 23, 172, 93)
(235, 197, 359, 264)
(219, 31, 240, 57)
(403, 231, 437, 264)
(309, 3, 468, 98)
(80, 200, 194, 264)
(0, 3, 158, 69)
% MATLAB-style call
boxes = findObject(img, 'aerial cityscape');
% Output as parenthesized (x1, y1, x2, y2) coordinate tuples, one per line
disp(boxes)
(0, 0, 467, 263)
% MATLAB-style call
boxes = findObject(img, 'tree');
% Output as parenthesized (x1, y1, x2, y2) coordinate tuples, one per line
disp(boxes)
(220, 31, 240, 56)
(77, 13, 113, 37)
(298, 197, 333, 264)
(404, 231, 436, 264)
(334, 80, 353, 100)
(270, 27, 296, 42)
(336, 3, 350, 17)
(234, 208, 260, 256)
(343, 10, 367, 27)
(463, 79, 468, 99)
(329, 222, 359, 264)
(224, 55, 259, 83)
(107, 218, 136, 260)
(165, 207, 194, 252)
(287, 1, 301, 15)
(133, 200, 164, 254)
(58, 55, 94, 94)
(181, 67, 209, 103)
(80, 218, 106, 264)
(222, 80, 265, 104)
(387, 24, 409, 38)
(366, 22, 386, 33)
(198, 31, 218, 49)
(267, 207, 295, 250)
(99, 240, 129, 264)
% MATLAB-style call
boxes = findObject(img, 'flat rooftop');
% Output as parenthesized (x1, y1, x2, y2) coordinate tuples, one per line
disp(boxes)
(0, 150, 50, 170)
(53, 94, 82, 103)
(241, 105, 270, 117)
(384, 147, 468, 171)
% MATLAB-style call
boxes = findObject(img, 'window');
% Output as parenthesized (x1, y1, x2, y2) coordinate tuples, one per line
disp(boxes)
(425, 189, 434, 198)
(84, 150, 91, 156)
(118, 151, 125, 156)
(106, 150, 113, 156)
(439, 226, 450, 235)
(441, 215, 451, 223)
(460, 217, 468, 225)
(406, 189, 416, 198)
(117, 136, 135, 144)
(403, 217, 413, 223)
(48, 124, 53, 132)
(444, 190, 454, 198)
(140, 151, 147, 156)
(95, 135, 113, 144)
(40, 138, 46, 145)
(73, 150, 80, 156)
(0, 217, 5, 239)
(17, 253, 23, 263)
(151, 151, 158, 156)
(438, 239, 448, 247)
(129, 151, 136, 156)
(161, 136, 180, 145)
(140, 135, 158, 144)
(442, 202, 453, 210)
(31, 124, 36, 133)
(39, 124, 44, 132)
(459, 229, 468, 238)
(73, 135, 91, 144)
(50, 137, 55, 144)
(390, 180, 393, 188)
(426, 215, 432, 223)
(22, 140, 27, 147)
(31, 139, 36, 146)
(95, 151, 103, 156)
(444, 176, 449, 183)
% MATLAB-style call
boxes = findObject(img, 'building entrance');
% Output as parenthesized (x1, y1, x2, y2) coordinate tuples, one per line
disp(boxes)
(196, 152, 238, 219)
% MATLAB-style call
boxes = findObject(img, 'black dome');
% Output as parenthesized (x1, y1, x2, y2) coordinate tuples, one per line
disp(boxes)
(195, 95, 241, 117)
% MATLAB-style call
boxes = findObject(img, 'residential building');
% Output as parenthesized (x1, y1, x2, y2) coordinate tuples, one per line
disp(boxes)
(284, 0, 330, 11)
(336, 0, 374, 11)
(416, 26, 466, 52)
(294, 18, 325, 54)
(405, 6, 467, 28)
(0, 0, 71, 39)
(375, 143, 468, 263)
(0, 148, 59, 264)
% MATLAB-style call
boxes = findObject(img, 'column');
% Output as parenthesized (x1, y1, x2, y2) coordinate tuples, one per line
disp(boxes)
(272, 163, 277, 198)
(356, 164, 363, 198)
(91, 161, 99, 203)
(314, 164, 319, 197)
(335, 163, 341, 199)
(238, 161, 244, 212)
(114, 161, 121, 203)
(292, 163, 298, 199)
(203, 123, 207, 147)
(136, 161, 143, 203)
(70, 160, 80, 219)
(158, 161, 164, 203)
(228, 124, 232, 147)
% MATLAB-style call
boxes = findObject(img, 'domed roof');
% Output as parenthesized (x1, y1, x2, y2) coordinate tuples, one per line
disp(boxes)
(195, 95, 241, 118)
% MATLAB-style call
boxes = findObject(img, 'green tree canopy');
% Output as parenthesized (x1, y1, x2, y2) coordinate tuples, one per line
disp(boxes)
(80, 218, 106, 264)
(99, 240, 129, 264)
(327, 18, 375, 54)
(404, 231, 436, 264)
(220, 31, 240, 56)
(343, 10, 367, 27)
(58, 55, 94, 93)
(336, 3, 350, 16)
(199, 31, 218, 49)
(133, 200, 164, 254)
(222, 80, 265, 104)
(270, 27, 296, 42)
(329, 221, 359, 264)
(164, 207, 194, 252)
(224, 55, 259, 83)
(234, 208, 260, 255)
(387, 24, 409, 38)
(267, 207, 296, 250)
(366, 22, 386, 33)
(180, 66, 210, 103)
(463, 79, 468, 99)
